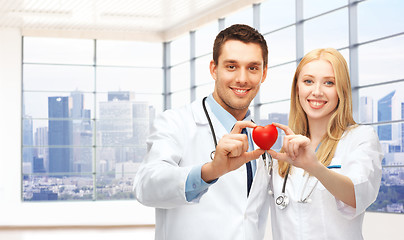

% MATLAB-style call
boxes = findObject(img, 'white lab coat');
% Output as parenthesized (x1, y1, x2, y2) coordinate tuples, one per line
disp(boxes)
(268, 125, 383, 240)
(134, 98, 271, 240)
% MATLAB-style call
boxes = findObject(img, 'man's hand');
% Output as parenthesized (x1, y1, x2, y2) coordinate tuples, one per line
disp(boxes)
(201, 121, 265, 182)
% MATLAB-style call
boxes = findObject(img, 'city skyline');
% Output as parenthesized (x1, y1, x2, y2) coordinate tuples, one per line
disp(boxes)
(22, 89, 404, 210)
(22, 90, 155, 201)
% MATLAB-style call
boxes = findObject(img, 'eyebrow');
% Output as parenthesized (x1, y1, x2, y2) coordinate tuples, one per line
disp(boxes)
(302, 74, 335, 79)
(223, 59, 262, 65)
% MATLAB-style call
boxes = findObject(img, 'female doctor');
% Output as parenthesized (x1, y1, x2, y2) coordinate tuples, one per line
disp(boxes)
(267, 48, 383, 240)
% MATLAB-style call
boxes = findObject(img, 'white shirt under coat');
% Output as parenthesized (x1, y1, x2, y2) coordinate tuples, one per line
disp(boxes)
(268, 125, 383, 240)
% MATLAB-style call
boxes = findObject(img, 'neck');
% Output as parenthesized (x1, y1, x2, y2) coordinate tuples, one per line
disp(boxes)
(232, 109, 248, 121)
(308, 118, 328, 147)
(212, 93, 248, 121)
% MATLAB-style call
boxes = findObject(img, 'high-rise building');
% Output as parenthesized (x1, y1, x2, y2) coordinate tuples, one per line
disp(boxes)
(378, 91, 395, 141)
(71, 91, 84, 119)
(70, 91, 93, 173)
(360, 96, 373, 123)
(33, 157, 46, 173)
(22, 115, 34, 173)
(34, 127, 49, 171)
(132, 101, 150, 162)
(402, 102, 404, 152)
(48, 96, 72, 175)
(98, 92, 153, 171)
(378, 90, 404, 156)
(108, 91, 134, 102)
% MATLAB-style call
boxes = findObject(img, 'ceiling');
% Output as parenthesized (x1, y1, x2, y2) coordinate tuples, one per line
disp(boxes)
(0, 0, 262, 42)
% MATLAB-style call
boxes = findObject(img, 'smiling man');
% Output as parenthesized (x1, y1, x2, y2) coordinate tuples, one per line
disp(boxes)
(134, 24, 271, 240)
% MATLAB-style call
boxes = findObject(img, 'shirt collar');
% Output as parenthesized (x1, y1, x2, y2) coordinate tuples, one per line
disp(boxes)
(206, 94, 251, 133)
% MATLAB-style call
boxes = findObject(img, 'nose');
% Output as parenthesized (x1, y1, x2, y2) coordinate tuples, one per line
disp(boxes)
(311, 83, 323, 97)
(236, 68, 248, 85)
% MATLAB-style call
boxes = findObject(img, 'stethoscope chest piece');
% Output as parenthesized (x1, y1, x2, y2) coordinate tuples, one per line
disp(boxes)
(275, 193, 289, 210)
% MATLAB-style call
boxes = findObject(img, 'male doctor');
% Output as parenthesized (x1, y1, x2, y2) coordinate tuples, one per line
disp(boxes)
(134, 24, 271, 240)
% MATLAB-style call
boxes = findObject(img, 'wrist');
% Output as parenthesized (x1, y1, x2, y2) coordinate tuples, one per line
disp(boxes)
(201, 162, 223, 182)
(307, 161, 327, 177)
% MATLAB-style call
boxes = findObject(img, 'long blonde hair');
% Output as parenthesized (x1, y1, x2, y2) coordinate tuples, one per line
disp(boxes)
(278, 48, 356, 177)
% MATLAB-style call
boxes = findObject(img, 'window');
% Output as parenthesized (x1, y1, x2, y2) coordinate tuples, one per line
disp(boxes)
(22, 38, 163, 201)
(358, 0, 404, 43)
(224, 6, 253, 28)
(260, 0, 295, 33)
(20, 0, 404, 214)
(304, 8, 349, 51)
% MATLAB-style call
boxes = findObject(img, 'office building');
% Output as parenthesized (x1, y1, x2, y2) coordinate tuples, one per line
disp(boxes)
(48, 96, 72, 174)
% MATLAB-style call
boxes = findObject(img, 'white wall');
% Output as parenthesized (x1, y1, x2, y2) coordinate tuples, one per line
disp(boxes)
(363, 212, 403, 239)
(0, 28, 403, 239)
(264, 210, 403, 240)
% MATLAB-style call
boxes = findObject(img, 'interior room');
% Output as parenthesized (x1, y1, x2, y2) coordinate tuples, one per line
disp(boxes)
(0, 0, 403, 239)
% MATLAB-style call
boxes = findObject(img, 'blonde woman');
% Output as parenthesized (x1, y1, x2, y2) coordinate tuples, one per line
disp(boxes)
(267, 48, 383, 239)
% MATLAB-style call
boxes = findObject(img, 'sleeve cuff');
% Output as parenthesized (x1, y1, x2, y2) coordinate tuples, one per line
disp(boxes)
(185, 164, 217, 202)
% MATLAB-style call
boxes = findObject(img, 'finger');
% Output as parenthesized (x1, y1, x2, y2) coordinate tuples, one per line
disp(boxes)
(272, 122, 295, 135)
(225, 133, 250, 154)
(243, 149, 265, 162)
(281, 136, 289, 157)
(267, 150, 290, 163)
(292, 140, 300, 158)
(221, 133, 248, 143)
(230, 121, 257, 134)
(221, 138, 245, 158)
(287, 140, 296, 160)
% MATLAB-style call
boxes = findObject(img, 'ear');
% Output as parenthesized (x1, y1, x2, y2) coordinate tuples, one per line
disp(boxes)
(261, 65, 268, 83)
(209, 60, 217, 81)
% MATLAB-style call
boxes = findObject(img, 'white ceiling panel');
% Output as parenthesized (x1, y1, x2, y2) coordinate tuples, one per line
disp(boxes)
(0, 0, 262, 41)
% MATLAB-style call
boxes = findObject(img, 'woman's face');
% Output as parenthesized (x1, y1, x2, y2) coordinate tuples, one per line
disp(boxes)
(297, 59, 339, 125)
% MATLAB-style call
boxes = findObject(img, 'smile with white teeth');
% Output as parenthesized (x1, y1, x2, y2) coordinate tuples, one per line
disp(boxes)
(308, 100, 326, 107)
(234, 89, 247, 93)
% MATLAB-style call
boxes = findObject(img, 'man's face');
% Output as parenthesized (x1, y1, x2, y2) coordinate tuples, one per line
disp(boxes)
(210, 40, 267, 120)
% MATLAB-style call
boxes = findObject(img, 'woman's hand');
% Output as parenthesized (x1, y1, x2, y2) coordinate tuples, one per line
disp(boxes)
(267, 123, 319, 173)
(268, 123, 356, 208)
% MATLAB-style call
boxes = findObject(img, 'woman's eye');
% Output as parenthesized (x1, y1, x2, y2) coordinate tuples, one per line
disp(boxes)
(304, 79, 313, 84)
(325, 81, 335, 86)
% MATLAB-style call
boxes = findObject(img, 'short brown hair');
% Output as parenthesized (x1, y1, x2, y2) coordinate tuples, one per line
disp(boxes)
(213, 24, 268, 67)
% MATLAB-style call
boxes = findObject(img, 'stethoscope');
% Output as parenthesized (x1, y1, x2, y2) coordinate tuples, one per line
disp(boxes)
(202, 96, 270, 170)
(202, 96, 340, 209)
(273, 149, 342, 210)
(272, 143, 318, 210)
(202, 96, 289, 210)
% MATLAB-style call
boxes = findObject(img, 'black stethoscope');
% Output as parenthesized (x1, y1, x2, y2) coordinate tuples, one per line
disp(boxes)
(273, 144, 320, 210)
(273, 146, 342, 210)
(202, 96, 288, 209)
(202, 96, 271, 179)
(202, 96, 340, 210)
(274, 166, 290, 209)
(202, 96, 263, 157)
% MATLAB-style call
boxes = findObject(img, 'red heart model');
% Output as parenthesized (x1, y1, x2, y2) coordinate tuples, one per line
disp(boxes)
(252, 124, 278, 150)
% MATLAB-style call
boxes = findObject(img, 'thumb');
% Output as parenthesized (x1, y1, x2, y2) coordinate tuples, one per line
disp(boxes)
(243, 149, 265, 163)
